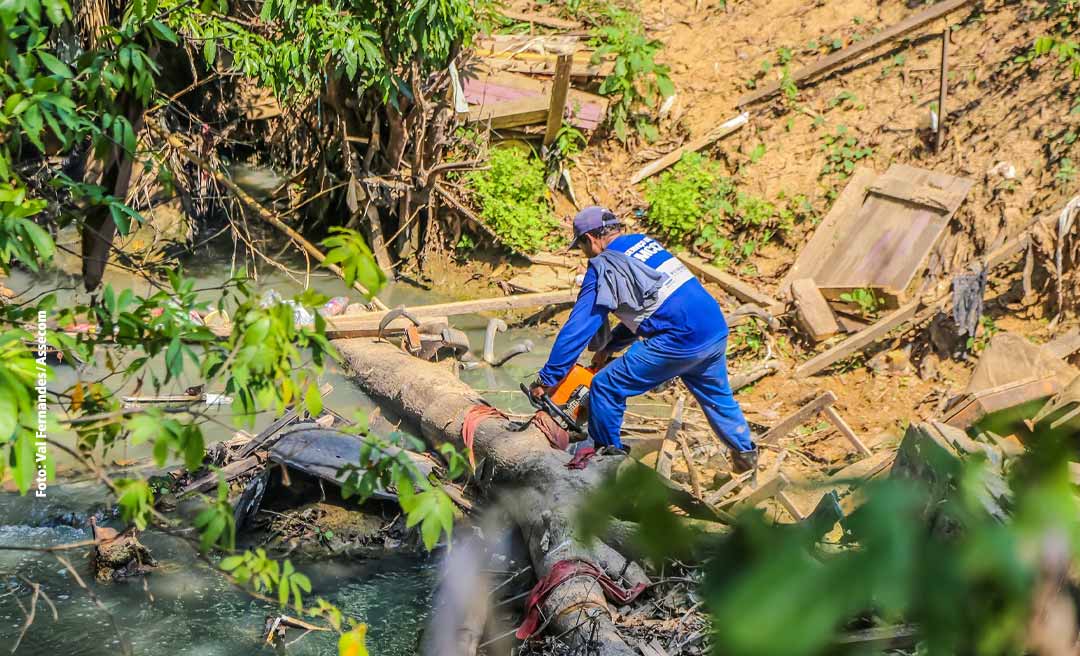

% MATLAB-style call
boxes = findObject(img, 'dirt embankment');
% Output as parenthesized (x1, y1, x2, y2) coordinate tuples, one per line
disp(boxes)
(482, 0, 1080, 514)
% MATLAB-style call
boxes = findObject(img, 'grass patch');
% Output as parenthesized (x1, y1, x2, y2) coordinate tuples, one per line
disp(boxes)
(466, 146, 563, 254)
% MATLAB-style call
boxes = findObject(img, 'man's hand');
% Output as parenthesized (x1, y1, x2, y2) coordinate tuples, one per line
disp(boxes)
(529, 380, 553, 398)
(590, 349, 612, 369)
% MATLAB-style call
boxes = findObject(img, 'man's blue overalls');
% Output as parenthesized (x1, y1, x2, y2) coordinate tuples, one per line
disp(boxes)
(536, 233, 754, 454)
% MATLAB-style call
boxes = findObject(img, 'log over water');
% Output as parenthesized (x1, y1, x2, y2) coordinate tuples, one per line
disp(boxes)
(331, 337, 649, 655)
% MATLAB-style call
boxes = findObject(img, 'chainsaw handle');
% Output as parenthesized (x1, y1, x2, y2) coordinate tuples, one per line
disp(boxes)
(519, 383, 585, 434)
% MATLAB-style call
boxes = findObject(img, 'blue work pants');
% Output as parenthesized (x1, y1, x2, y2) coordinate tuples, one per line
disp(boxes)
(588, 338, 753, 452)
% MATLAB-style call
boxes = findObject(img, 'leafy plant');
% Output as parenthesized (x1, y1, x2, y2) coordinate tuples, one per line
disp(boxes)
(820, 125, 873, 182)
(591, 5, 674, 141)
(827, 90, 864, 111)
(728, 320, 768, 359)
(965, 314, 1000, 353)
(466, 146, 562, 254)
(838, 287, 885, 317)
(644, 152, 797, 269)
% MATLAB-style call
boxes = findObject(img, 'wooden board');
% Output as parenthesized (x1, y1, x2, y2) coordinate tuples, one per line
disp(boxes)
(759, 391, 836, 444)
(794, 300, 920, 378)
(324, 316, 449, 340)
(475, 34, 612, 78)
(329, 290, 577, 328)
(781, 167, 876, 295)
(943, 375, 1061, 429)
(655, 395, 685, 480)
(677, 254, 781, 308)
(791, 278, 839, 342)
(737, 0, 975, 106)
(782, 164, 972, 298)
(629, 113, 748, 184)
(460, 64, 608, 130)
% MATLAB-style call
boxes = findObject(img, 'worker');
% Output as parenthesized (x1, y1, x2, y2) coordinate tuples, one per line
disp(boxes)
(530, 206, 758, 473)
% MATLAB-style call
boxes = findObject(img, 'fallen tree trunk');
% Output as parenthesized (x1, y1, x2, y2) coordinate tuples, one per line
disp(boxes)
(332, 338, 649, 655)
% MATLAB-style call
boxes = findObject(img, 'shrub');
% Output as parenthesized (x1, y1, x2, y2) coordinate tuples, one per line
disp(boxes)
(467, 146, 562, 254)
(644, 152, 793, 269)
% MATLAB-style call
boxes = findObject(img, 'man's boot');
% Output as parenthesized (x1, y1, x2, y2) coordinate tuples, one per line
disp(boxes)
(731, 446, 759, 474)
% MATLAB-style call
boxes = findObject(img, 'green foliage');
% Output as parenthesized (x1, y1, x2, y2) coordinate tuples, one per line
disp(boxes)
(838, 287, 885, 317)
(582, 429, 1080, 656)
(193, 479, 236, 552)
(337, 422, 463, 551)
(466, 146, 562, 254)
(727, 320, 768, 359)
(220, 548, 311, 611)
(1057, 156, 1077, 183)
(746, 47, 799, 105)
(819, 124, 873, 182)
(591, 4, 674, 141)
(163, 0, 481, 103)
(826, 90, 864, 111)
(643, 152, 796, 269)
(554, 122, 588, 160)
(322, 227, 387, 297)
(114, 478, 154, 531)
(1023, 2, 1080, 110)
(966, 315, 1000, 353)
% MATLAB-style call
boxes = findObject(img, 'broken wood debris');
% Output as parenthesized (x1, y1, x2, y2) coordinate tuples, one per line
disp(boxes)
(677, 253, 781, 309)
(790, 278, 839, 343)
(655, 395, 686, 480)
(460, 64, 607, 132)
(759, 390, 871, 457)
(330, 289, 577, 325)
(629, 112, 748, 184)
(782, 164, 973, 300)
(737, 0, 975, 107)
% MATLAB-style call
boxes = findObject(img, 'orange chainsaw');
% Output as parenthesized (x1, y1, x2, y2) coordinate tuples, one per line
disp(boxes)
(522, 364, 596, 434)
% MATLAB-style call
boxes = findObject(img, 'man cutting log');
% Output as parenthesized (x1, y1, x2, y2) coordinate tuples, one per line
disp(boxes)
(529, 206, 758, 473)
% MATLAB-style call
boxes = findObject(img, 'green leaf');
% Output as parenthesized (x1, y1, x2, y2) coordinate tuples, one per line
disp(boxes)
(36, 51, 72, 78)
(165, 336, 183, 377)
(304, 382, 323, 417)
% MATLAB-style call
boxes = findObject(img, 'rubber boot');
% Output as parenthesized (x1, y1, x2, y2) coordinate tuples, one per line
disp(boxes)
(731, 446, 759, 475)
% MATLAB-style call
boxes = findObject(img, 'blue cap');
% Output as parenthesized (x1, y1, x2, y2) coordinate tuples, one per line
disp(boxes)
(568, 206, 620, 249)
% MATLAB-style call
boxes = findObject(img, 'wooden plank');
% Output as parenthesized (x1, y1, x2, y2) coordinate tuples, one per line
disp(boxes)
(324, 315, 449, 340)
(655, 395, 685, 479)
(677, 433, 704, 498)
(776, 490, 806, 521)
(794, 300, 920, 378)
(780, 167, 876, 295)
(629, 112, 748, 184)
(760, 391, 837, 444)
(677, 254, 780, 307)
(727, 472, 789, 513)
(789, 165, 970, 295)
(943, 375, 1060, 429)
(498, 9, 581, 30)
(1046, 329, 1080, 360)
(704, 470, 754, 506)
(869, 163, 972, 213)
(467, 96, 548, 129)
(791, 278, 839, 342)
(822, 405, 872, 456)
(543, 52, 574, 147)
(181, 455, 262, 495)
(460, 65, 608, 130)
(330, 289, 578, 326)
(737, 0, 974, 106)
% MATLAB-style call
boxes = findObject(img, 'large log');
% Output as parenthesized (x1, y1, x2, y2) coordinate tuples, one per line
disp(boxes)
(332, 338, 648, 655)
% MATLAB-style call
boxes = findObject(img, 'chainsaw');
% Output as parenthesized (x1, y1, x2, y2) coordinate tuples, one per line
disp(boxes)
(521, 364, 596, 434)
